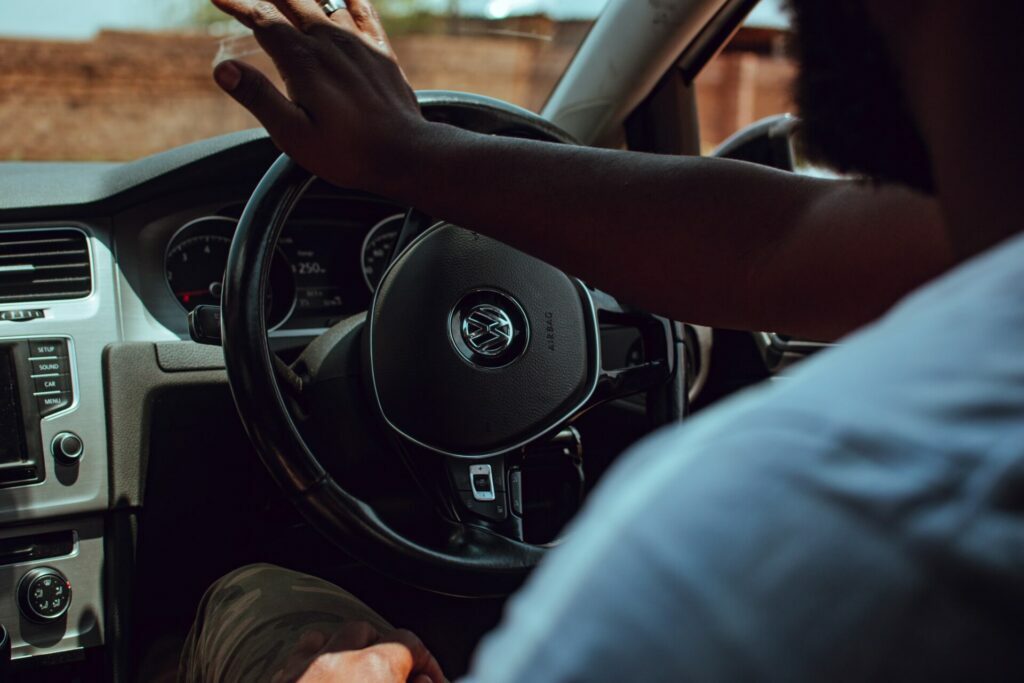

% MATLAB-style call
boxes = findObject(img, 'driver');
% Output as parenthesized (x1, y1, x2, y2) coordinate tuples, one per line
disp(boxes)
(181, 0, 1024, 681)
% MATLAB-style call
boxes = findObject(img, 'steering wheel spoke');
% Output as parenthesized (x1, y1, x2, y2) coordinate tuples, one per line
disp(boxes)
(576, 287, 677, 414)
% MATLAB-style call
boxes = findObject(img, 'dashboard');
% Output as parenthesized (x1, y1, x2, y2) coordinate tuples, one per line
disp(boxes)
(0, 89, 690, 674)
(0, 130, 418, 667)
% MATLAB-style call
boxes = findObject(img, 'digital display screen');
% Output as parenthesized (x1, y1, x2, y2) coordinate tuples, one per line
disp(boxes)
(0, 346, 27, 464)
(278, 222, 372, 329)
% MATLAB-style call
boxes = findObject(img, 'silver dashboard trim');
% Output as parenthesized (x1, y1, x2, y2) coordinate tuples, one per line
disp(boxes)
(0, 222, 112, 525)
(0, 518, 105, 662)
(0, 225, 95, 307)
(360, 213, 406, 293)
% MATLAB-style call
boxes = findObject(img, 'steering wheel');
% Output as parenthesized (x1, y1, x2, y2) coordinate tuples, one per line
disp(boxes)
(222, 92, 685, 597)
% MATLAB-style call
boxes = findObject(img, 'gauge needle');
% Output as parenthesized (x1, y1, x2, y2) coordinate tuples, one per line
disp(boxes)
(175, 289, 210, 303)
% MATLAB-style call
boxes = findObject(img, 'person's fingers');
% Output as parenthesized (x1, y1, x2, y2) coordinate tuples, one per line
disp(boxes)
(362, 642, 416, 680)
(270, 630, 330, 683)
(321, 620, 384, 652)
(213, 60, 312, 143)
(383, 629, 447, 683)
(213, 0, 333, 101)
(323, 4, 361, 34)
(213, 2, 314, 67)
(345, 0, 384, 39)
(265, 0, 336, 31)
(344, 0, 394, 55)
(212, 0, 290, 31)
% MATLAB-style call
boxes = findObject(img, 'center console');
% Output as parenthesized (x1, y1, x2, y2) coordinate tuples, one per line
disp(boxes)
(0, 337, 79, 489)
(0, 224, 115, 669)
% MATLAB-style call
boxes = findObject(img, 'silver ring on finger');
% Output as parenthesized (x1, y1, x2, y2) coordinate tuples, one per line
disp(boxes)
(320, 0, 347, 16)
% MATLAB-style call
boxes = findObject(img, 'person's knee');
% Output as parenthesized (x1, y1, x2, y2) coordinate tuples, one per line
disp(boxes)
(206, 562, 286, 597)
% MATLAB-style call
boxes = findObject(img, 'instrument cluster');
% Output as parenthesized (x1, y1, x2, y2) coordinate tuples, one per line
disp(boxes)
(164, 198, 406, 331)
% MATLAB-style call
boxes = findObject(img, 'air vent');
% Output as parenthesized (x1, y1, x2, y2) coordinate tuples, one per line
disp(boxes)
(0, 229, 92, 303)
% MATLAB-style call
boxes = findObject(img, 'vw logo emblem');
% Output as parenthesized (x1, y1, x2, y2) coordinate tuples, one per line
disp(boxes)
(462, 304, 515, 357)
(449, 290, 530, 368)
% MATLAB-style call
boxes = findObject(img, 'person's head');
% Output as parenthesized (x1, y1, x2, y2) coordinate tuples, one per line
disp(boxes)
(787, 0, 932, 193)
(786, 1, 1023, 202)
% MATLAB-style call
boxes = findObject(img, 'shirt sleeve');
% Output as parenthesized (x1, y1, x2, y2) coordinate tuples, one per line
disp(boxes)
(458, 405, 955, 683)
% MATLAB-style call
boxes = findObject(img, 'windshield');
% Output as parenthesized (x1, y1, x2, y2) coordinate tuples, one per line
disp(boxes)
(0, 0, 609, 161)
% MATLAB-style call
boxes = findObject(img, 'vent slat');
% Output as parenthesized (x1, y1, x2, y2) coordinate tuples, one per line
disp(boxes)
(0, 249, 88, 261)
(0, 230, 92, 303)
(21, 276, 91, 285)
(26, 262, 91, 271)
(0, 291, 91, 303)
(0, 237, 80, 248)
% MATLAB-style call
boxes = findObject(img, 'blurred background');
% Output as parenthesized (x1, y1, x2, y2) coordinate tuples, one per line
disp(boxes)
(0, 0, 795, 161)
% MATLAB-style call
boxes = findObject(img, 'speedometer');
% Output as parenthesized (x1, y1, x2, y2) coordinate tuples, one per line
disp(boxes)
(361, 214, 405, 292)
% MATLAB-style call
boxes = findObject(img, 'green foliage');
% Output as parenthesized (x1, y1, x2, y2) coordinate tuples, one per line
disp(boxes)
(188, 2, 228, 28)
(184, 0, 442, 33)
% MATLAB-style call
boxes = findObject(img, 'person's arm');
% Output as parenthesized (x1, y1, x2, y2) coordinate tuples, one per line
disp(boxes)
(387, 131, 951, 340)
(210, 0, 953, 341)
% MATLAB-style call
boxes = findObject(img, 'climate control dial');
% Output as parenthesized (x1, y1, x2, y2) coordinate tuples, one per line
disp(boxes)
(18, 567, 72, 623)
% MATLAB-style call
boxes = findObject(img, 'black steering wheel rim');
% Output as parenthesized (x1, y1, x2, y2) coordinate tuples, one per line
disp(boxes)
(222, 92, 681, 597)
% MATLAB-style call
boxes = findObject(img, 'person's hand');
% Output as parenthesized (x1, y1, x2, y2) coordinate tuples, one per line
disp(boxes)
(270, 621, 446, 683)
(210, 0, 431, 193)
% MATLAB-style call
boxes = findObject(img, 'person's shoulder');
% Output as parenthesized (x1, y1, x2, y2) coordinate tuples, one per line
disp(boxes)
(593, 225, 1024, 514)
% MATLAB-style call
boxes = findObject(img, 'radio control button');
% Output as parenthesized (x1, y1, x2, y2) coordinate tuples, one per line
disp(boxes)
(31, 358, 67, 376)
(28, 339, 67, 358)
(34, 374, 69, 394)
(52, 432, 83, 464)
(37, 393, 71, 416)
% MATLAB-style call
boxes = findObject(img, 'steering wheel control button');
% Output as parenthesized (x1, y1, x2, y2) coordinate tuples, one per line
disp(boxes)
(52, 432, 84, 464)
(370, 224, 596, 456)
(470, 464, 496, 501)
(449, 291, 529, 369)
(509, 469, 523, 516)
(449, 458, 506, 493)
(458, 489, 508, 522)
(18, 567, 72, 623)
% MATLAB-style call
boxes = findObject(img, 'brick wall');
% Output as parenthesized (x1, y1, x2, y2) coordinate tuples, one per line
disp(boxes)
(0, 27, 795, 161)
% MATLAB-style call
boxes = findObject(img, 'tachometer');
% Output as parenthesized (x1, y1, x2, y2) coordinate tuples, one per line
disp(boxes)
(361, 214, 405, 292)
(166, 233, 231, 310)
(165, 216, 297, 329)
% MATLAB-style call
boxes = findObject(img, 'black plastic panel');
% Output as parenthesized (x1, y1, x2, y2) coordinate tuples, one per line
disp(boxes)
(0, 530, 75, 566)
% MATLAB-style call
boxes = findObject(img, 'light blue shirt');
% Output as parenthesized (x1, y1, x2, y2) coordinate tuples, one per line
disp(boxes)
(465, 231, 1024, 681)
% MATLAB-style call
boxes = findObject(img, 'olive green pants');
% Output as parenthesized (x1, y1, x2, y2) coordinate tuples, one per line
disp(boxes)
(178, 563, 393, 683)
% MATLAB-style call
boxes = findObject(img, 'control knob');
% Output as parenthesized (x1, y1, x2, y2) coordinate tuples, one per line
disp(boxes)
(18, 567, 72, 623)
(51, 432, 84, 465)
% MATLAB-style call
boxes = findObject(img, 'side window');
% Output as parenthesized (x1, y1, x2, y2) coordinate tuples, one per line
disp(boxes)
(696, 1, 795, 154)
